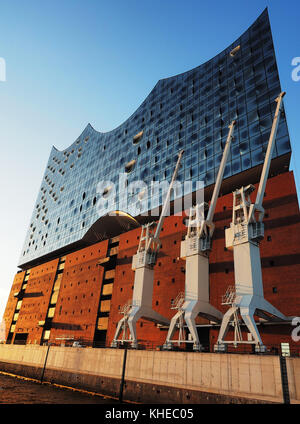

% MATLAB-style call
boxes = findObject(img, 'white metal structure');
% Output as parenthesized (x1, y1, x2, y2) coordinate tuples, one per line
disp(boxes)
(214, 92, 293, 353)
(163, 121, 236, 351)
(111, 150, 184, 348)
(169, 292, 186, 346)
(221, 286, 243, 346)
(112, 300, 133, 345)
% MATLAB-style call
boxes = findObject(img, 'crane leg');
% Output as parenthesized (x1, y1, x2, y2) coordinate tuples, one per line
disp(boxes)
(185, 300, 223, 350)
(240, 306, 263, 344)
(214, 306, 238, 352)
(184, 303, 202, 351)
(111, 316, 128, 347)
(256, 297, 290, 321)
(163, 310, 184, 350)
(127, 306, 143, 349)
(215, 303, 268, 353)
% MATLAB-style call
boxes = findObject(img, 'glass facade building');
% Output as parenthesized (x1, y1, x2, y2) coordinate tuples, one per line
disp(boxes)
(19, 8, 291, 268)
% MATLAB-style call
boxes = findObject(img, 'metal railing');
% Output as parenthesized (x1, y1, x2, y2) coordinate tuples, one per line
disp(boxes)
(41, 338, 300, 357)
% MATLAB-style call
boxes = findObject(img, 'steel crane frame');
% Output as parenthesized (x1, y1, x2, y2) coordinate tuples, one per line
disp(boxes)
(163, 121, 236, 351)
(111, 150, 184, 348)
(214, 92, 294, 353)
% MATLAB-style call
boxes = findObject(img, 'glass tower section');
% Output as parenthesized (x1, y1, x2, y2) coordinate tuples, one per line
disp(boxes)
(19, 9, 291, 268)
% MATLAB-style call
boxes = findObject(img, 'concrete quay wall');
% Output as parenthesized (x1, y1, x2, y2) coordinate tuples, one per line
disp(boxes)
(0, 345, 299, 404)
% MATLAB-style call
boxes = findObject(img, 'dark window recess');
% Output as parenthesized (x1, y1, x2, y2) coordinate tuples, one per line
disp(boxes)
(272, 287, 277, 293)
(267, 235, 272, 241)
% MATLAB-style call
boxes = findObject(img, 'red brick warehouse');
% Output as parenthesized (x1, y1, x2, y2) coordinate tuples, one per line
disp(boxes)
(4, 171, 300, 350)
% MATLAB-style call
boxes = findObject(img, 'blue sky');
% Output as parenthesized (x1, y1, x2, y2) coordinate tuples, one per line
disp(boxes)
(0, 0, 299, 320)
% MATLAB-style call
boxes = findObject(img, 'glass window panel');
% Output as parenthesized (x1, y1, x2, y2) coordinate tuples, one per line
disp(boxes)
(258, 103, 271, 118)
(223, 163, 231, 178)
(240, 128, 249, 142)
(199, 162, 206, 173)
(241, 153, 251, 170)
(207, 158, 214, 170)
(232, 144, 240, 158)
(276, 136, 291, 155)
(214, 154, 223, 168)
(276, 121, 288, 139)
(186, 157, 192, 168)
(214, 141, 223, 154)
(250, 134, 261, 149)
(238, 116, 248, 129)
(190, 155, 198, 166)
(248, 109, 259, 123)
(205, 170, 215, 185)
(191, 165, 198, 177)
(199, 149, 206, 161)
(259, 114, 272, 132)
(206, 146, 214, 158)
(249, 122, 260, 136)
(184, 169, 191, 179)
(232, 157, 241, 174)
(252, 147, 264, 166)
(237, 104, 247, 116)
(239, 141, 250, 154)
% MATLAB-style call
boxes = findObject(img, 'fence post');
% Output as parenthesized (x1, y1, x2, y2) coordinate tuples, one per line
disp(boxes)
(119, 348, 128, 402)
(40, 343, 51, 383)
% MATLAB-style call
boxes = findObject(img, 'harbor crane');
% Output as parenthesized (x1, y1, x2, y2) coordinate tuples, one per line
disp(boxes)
(111, 150, 184, 348)
(214, 92, 293, 353)
(163, 120, 236, 351)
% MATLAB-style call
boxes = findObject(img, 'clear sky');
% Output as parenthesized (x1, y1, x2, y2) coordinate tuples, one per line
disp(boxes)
(0, 0, 299, 321)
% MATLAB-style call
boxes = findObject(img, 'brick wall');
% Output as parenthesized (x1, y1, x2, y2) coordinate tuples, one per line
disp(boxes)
(5, 171, 300, 349)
